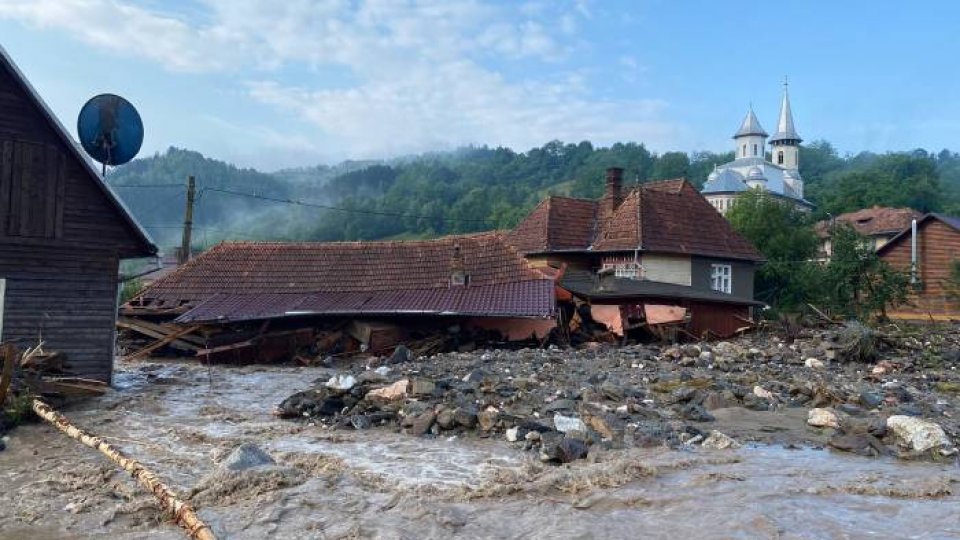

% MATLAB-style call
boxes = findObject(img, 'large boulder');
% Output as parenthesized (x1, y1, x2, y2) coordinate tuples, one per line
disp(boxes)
(886, 415, 954, 454)
(807, 408, 841, 429)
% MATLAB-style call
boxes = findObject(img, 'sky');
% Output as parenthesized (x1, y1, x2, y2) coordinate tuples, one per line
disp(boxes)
(1, 0, 958, 171)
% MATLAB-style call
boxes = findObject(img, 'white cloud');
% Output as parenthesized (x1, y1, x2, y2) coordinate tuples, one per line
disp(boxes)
(0, 0, 684, 160)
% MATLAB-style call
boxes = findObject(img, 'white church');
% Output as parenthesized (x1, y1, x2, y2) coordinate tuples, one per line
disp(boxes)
(702, 83, 813, 214)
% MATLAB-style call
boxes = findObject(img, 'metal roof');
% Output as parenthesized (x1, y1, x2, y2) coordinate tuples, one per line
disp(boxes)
(175, 280, 556, 323)
(733, 108, 768, 138)
(702, 169, 748, 194)
(559, 270, 764, 306)
(0, 45, 157, 257)
(770, 86, 802, 143)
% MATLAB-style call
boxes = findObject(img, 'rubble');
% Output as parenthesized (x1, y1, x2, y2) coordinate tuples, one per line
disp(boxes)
(267, 321, 960, 464)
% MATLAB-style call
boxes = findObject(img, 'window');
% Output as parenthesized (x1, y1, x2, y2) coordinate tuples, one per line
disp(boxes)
(777, 151, 784, 165)
(753, 144, 758, 156)
(711, 264, 732, 294)
(614, 262, 641, 279)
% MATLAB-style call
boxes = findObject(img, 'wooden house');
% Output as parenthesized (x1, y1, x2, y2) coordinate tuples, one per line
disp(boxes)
(507, 167, 765, 337)
(0, 47, 156, 382)
(879, 213, 960, 320)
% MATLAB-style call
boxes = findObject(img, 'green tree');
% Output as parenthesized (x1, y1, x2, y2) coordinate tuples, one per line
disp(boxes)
(651, 151, 690, 180)
(819, 225, 910, 320)
(727, 188, 820, 310)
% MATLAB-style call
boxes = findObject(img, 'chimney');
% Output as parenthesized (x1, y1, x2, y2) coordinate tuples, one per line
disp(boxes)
(450, 243, 468, 286)
(602, 167, 625, 221)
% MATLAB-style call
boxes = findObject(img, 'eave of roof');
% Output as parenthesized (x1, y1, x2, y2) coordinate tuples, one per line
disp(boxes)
(560, 270, 764, 306)
(877, 213, 960, 256)
(0, 45, 157, 257)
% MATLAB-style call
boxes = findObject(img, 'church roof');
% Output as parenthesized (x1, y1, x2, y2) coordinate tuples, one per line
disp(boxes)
(770, 86, 801, 143)
(733, 108, 768, 138)
(702, 169, 748, 193)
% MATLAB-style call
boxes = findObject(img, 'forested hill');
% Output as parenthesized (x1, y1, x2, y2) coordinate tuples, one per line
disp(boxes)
(107, 143, 960, 248)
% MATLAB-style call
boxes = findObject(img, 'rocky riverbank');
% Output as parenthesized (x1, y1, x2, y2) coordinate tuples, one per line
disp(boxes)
(277, 322, 960, 463)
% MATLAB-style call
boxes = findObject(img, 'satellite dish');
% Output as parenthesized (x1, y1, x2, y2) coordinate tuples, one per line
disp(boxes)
(77, 93, 143, 172)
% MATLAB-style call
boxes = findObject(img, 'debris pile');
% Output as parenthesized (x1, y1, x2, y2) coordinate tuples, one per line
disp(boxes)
(274, 321, 960, 463)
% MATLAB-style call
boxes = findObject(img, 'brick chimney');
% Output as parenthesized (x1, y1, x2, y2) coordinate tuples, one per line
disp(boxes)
(450, 243, 468, 286)
(601, 167, 625, 221)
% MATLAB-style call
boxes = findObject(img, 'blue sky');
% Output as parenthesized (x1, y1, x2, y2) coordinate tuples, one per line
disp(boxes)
(2, 0, 958, 170)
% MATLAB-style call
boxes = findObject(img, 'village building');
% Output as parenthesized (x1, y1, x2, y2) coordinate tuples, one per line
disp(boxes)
(701, 83, 813, 215)
(507, 168, 764, 337)
(878, 213, 960, 320)
(0, 47, 157, 382)
(815, 206, 922, 259)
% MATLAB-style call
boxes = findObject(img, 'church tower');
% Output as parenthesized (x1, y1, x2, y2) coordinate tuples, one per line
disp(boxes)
(733, 107, 767, 160)
(769, 81, 802, 170)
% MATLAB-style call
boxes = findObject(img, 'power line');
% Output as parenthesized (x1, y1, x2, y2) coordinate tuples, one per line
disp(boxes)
(200, 187, 494, 225)
(110, 183, 186, 188)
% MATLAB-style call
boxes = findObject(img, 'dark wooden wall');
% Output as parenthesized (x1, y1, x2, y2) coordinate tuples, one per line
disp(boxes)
(0, 59, 148, 382)
(882, 219, 960, 318)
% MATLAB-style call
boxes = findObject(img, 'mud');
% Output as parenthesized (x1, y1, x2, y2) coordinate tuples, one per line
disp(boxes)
(1, 360, 959, 539)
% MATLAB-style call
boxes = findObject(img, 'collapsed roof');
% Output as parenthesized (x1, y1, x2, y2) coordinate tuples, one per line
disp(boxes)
(130, 232, 556, 322)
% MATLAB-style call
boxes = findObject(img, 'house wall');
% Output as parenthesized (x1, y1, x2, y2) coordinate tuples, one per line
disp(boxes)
(690, 256, 756, 301)
(523, 253, 594, 271)
(882, 220, 960, 318)
(641, 254, 692, 286)
(0, 60, 146, 382)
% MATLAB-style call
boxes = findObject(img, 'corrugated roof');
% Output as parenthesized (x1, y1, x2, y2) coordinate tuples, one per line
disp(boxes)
(560, 270, 763, 306)
(176, 280, 555, 323)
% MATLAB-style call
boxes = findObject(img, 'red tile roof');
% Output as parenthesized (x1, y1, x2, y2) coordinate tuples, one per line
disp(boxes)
(507, 196, 597, 253)
(815, 206, 921, 239)
(135, 232, 555, 320)
(509, 179, 762, 261)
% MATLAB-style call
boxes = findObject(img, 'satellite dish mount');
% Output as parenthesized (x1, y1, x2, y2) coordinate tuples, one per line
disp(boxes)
(77, 93, 144, 175)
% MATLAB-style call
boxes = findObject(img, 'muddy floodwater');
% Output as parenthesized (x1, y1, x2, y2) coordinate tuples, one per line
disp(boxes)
(2, 361, 958, 539)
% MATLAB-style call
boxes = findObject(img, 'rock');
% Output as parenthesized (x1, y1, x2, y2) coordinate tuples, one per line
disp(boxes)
(478, 408, 499, 431)
(557, 437, 589, 463)
(277, 390, 344, 417)
(221, 443, 275, 471)
(742, 393, 770, 412)
(804, 358, 825, 370)
(409, 411, 436, 436)
(681, 403, 715, 422)
(409, 378, 436, 396)
(702, 391, 734, 411)
(807, 408, 840, 429)
(886, 415, 954, 453)
(701, 430, 741, 450)
(454, 407, 478, 429)
(543, 399, 577, 413)
(436, 409, 457, 430)
(859, 391, 882, 410)
(325, 374, 356, 392)
(753, 386, 775, 400)
(349, 415, 373, 430)
(582, 412, 624, 440)
(356, 370, 389, 385)
(599, 381, 625, 401)
(942, 348, 960, 364)
(389, 345, 412, 364)
(505, 427, 521, 442)
(367, 379, 408, 401)
(829, 434, 882, 456)
(525, 430, 541, 442)
(553, 414, 587, 434)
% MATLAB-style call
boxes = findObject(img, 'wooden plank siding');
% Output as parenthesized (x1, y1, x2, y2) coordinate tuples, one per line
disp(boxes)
(0, 53, 155, 382)
(881, 219, 960, 318)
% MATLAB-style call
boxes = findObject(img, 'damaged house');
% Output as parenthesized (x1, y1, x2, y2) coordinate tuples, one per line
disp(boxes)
(0, 47, 157, 382)
(507, 168, 764, 338)
(122, 233, 557, 361)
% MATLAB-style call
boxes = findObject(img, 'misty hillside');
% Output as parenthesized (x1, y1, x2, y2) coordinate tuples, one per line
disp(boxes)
(107, 143, 960, 249)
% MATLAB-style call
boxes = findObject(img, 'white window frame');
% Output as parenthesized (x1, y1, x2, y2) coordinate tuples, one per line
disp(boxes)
(614, 262, 642, 280)
(711, 264, 732, 294)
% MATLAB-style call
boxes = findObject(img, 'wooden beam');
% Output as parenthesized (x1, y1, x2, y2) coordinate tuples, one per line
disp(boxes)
(116, 318, 200, 352)
(122, 325, 202, 362)
(194, 339, 255, 357)
(0, 343, 16, 405)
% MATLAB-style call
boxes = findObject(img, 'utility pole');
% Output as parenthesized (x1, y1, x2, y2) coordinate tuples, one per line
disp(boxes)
(179, 176, 196, 265)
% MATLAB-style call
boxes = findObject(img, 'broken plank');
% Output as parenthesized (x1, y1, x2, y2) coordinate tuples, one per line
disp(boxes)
(123, 325, 202, 362)
(116, 318, 200, 352)
(195, 339, 256, 357)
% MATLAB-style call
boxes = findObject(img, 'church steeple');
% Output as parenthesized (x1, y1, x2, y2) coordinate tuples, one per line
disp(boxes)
(770, 78, 801, 172)
(770, 79, 801, 144)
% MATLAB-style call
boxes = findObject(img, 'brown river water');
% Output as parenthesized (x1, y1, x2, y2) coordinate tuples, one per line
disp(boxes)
(1, 362, 958, 539)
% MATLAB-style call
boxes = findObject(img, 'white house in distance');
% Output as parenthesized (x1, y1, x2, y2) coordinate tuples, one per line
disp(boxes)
(702, 82, 814, 215)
